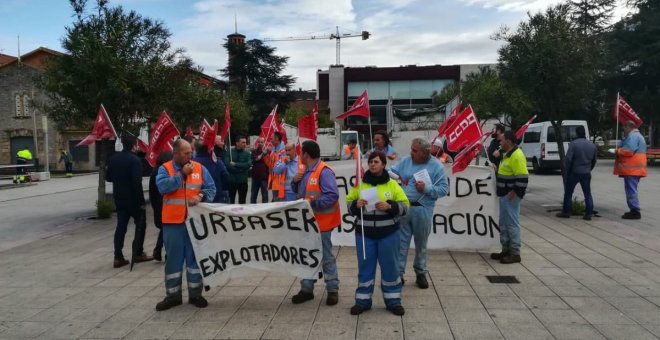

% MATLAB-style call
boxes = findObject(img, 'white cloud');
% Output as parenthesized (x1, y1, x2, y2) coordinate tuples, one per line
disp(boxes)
(459, 0, 563, 12)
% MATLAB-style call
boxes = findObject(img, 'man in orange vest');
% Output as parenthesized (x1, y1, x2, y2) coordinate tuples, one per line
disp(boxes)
(431, 137, 452, 164)
(614, 120, 647, 220)
(155, 139, 216, 311)
(273, 143, 305, 201)
(342, 139, 359, 160)
(291, 140, 341, 306)
(265, 132, 286, 201)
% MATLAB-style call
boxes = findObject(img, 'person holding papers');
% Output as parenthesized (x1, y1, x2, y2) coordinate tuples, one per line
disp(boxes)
(346, 151, 409, 316)
(391, 138, 448, 289)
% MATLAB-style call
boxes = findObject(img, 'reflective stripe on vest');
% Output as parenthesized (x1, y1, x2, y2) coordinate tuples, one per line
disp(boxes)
(305, 161, 341, 232)
(162, 160, 203, 224)
(614, 153, 648, 177)
(268, 149, 286, 190)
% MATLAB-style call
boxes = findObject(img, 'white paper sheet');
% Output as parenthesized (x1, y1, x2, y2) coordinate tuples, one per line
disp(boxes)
(413, 169, 432, 188)
(360, 187, 379, 212)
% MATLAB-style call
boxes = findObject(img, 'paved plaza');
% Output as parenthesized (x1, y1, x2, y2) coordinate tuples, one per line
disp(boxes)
(1, 160, 660, 339)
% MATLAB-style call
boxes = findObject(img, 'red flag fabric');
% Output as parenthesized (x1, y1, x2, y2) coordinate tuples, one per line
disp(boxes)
(451, 132, 492, 174)
(185, 127, 193, 138)
(279, 118, 288, 144)
(445, 105, 483, 152)
(295, 138, 302, 156)
(260, 105, 280, 147)
(76, 104, 118, 147)
(515, 115, 538, 140)
(438, 96, 462, 136)
(614, 95, 643, 127)
(298, 101, 318, 140)
(199, 119, 218, 151)
(146, 111, 180, 167)
(220, 102, 231, 141)
(336, 90, 370, 120)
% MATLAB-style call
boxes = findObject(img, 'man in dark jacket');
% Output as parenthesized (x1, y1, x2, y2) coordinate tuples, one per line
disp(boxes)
(556, 126, 597, 220)
(487, 123, 505, 169)
(194, 142, 230, 203)
(106, 135, 153, 268)
(224, 136, 252, 204)
(250, 137, 270, 203)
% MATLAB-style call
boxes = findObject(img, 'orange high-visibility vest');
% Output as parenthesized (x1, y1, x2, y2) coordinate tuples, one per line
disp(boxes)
(278, 158, 306, 199)
(162, 160, 203, 224)
(614, 149, 647, 177)
(304, 161, 341, 232)
(267, 147, 286, 191)
(343, 145, 358, 160)
(437, 153, 449, 164)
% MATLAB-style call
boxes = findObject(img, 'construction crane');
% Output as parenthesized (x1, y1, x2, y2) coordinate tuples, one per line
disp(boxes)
(262, 26, 370, 65)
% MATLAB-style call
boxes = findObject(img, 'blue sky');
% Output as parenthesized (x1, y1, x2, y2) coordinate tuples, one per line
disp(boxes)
(1, 0, 632, 89)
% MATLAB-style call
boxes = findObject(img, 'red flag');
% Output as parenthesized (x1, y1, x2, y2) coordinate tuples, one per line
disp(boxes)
(438, 96, 462, 136)
(614, 95, 643, 127)
(336, 90, 370, 120)
(355, 144, 364, 187)
(220, 102, 231, 141)
(260, 105, 280, 147)
(298, 101, 318, 140)
(279, 118, 288, 144)
(199, 119, 218, 151)
(76, 104, 118, 147)
(445, 105, 483, 152)
(185, 127, 193, 138)
(452, 132, 492, 174)
(515, 115, 537, 140)
(146, 111, 180, 167)
(295, 138, 302, 156)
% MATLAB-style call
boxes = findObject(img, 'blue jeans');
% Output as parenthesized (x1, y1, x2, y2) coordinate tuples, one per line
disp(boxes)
(399, 206, 433, 276)
(355, 231, 402, 308)
(114, 208, 145, 259)
(562, 173, 593, 215)
(250, 178, 268, 203)
(499, 196, 522, 255)
(163, 224, 203, 298)
(624, 176, 641, 212)
(301, 231, 339, 293)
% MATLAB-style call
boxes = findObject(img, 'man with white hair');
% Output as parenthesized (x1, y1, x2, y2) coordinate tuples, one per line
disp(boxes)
(391, 138, 448, 289)
(614, 120, 647, 219)
(431, 137, 452, 164)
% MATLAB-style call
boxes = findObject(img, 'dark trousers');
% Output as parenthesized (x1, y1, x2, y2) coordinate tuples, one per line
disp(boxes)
(250, 178, 268, 203)
(151, 201, 164, 254)
(65, 162, 73, 173)
(114, 208, 146, 259)
(562, 173, 593, 215)
(16, 158, 27, 175)
(228, 182, 248, 204)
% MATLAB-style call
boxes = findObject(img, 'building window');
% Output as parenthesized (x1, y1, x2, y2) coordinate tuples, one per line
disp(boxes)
(14, 92, 31, 117)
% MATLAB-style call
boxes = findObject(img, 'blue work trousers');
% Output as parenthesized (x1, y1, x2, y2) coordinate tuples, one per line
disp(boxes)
(301, 231, 339, 293)
(499, 196, 522, 255)
(163, 224, 203, 298)
(355, 231, 402, 309)
(624, 176, 641, 212)
(399, 206, 433, 276)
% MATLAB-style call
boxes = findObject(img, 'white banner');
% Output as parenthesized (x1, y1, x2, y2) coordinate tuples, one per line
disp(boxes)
(186, 200, 322, 289)
(327, 160, 500, 251)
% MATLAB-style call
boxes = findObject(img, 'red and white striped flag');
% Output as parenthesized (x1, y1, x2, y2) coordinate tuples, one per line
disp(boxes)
(515, 115, 537, 140)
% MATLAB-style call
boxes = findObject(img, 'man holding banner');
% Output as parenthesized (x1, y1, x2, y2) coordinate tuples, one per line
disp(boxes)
(392, 138, 448, 289)
(273, 143, 304, 201)
(155, 139, 216, 311)
(291, 140, 341, 306)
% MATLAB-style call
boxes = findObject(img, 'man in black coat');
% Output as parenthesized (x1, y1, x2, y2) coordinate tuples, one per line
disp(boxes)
(106, 135, 153, 268)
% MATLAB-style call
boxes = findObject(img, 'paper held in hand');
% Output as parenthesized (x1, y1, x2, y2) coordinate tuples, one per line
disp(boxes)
(360, 187, 378, 212)
(413, 169, 432, 188)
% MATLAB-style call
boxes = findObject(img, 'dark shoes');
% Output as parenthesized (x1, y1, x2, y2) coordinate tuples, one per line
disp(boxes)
(113, 257, 129, 268)
(622, 211, 641, 220)
(350, 304, 368, 315)
(490, 250, 508, 260)
(156, 295, 182, 311)
(292, 291, 314, 304)
(416, 274, 429, 289)
(500, 254, 522, 264)
(189, 296, 208, 308)
(152, 251, 162, 262)
(555, 212, 571, 218)
(583, 214, 592, 221)
(133, 253, 154, 263)
(387, 305, 405, 316)
(326, 292, 339, 306)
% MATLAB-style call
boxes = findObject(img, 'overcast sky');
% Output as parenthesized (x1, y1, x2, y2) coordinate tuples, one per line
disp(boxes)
(1, 0, 633, 90)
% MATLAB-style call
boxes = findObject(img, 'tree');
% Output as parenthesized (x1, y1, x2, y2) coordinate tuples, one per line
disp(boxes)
(570, 0, 616, 35)
(222, 39, 296, 134)
(37, 0, 212, 213)
(495, 4, 596, 175)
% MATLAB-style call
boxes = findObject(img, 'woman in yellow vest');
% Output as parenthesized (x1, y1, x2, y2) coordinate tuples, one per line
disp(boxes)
(347, 151, 409, 316)
(291, 140, 342, 306)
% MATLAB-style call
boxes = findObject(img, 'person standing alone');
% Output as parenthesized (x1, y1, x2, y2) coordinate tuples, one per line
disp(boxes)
(614, 120, 647, 219)
(556, 126, 597, 220)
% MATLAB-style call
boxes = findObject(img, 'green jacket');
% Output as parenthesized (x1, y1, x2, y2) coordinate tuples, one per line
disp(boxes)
(224, 147, 252, 184)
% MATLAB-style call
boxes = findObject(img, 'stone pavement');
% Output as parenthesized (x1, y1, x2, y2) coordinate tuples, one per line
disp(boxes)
(1, 160, 660, 339)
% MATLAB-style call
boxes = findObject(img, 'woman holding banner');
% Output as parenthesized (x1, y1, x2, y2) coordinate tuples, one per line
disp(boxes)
(346, 151, 409, 316)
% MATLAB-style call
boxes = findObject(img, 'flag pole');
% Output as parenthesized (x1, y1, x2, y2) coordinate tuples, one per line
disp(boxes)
(615, 92, 620, 151)
(368, 116, 374, 151)
(357, 144, 366, 260)
(228, 128, 233, 163)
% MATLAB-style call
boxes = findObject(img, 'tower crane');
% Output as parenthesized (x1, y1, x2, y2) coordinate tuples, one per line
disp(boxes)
(262, 26, 370, 65)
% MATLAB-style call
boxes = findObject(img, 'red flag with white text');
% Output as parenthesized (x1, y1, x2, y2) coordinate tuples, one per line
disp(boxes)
(260, 105, 280, 147)
(199, 119, 218, 151)
(614, 95, 643, 127)
(515, 115, 537, 140)
(438, 96, 462, 136)
(336, 90, 370, 120)
(445, 105, 483, 152)
(146, 111, 180, 167)
(452, 132, 492, 174)
(298, 101, 318, 140)
(76, 104, 118, 147)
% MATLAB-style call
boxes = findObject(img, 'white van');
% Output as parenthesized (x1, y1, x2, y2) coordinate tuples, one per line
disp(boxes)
(519, 120, 590, 172)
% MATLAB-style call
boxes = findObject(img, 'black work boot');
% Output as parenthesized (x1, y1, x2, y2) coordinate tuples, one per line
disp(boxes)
(416, 274, 429, 289)
(156, 295, 182, 311)
(500, 254, 522, 264)
(490, 249, 509, 260)
(622, 211, 641, 220)
(113, 257, 129, 268)
(326, 292, 339, 306)
(189, 296, 208, 308)
(291, 291, 314, 304)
